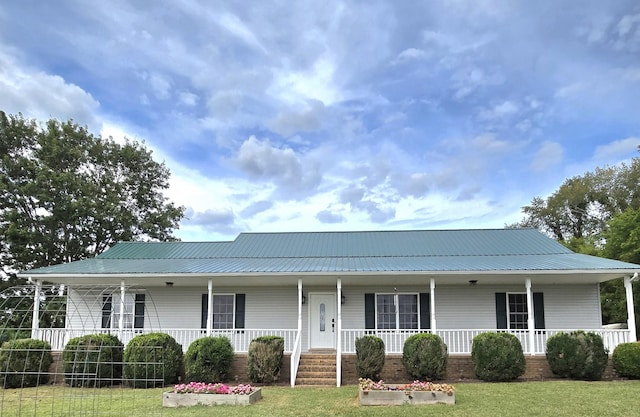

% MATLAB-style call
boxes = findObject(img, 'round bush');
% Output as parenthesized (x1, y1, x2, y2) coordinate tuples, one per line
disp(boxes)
(63, 333, 123, 387)
(613, 342, 640, 378)
(0, 339, 53, 388)
(184, 336, 234, 383)
(402, 333, 448, 380)
(247, 336, 284, 383)
(546, 331, 608, 380)
(123, 332, 183, 388)
(355, 335, 385, 380)
(471, 332, 525, 382)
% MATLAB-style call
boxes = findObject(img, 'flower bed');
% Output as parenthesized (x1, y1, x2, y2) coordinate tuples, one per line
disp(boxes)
(162, 382, 261, 407)
(358, 378, 455, 406)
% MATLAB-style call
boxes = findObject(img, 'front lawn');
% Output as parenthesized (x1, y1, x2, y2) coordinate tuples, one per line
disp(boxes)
(2, 380, 639, 416)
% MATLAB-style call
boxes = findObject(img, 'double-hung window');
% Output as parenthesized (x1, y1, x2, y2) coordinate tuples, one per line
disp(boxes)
(212, 294, 235, 329)
(101, 293, 145, 329)
(201, 293, 246, 330)
(376, 293, 418, 330)
(507, 293, 528, 330)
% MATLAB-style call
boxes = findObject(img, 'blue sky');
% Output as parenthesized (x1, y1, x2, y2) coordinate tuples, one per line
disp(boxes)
(1, 1, 639, 241)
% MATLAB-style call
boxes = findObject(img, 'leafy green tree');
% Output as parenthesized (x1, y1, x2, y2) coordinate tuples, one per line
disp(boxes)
(0, 111, 184, 330)
(514, 148, 640, 337)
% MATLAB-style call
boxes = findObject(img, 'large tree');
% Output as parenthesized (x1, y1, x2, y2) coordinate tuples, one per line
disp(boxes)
(0, 112, 184, 331)
(514, 149, 640, 335)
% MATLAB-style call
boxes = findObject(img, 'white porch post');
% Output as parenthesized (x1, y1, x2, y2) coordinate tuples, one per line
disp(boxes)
(525, 278, 535, 355)
(624, 274, 637, 342)
(430, 278, 436, 332)
(291, 278, 303, 387)
(207, 279, 213, 336)
(31, 279, 41, 339)
(118, 280, 125, 338)
(336, 278, 342, 387)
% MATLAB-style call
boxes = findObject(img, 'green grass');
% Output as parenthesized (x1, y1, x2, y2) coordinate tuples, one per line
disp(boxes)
(2, 381, 640, 416)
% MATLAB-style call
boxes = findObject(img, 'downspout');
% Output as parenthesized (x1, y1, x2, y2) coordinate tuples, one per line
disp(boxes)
(525, 278, 535, 355)
(625, 273, 638, 342)
(207, 279, 213, 336)
(430, 278, 436, 332)
(336, 278, 342, 387)
(31, 279, 41, 339)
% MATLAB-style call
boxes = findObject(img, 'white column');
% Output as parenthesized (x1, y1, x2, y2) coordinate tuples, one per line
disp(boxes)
(430, 278, 436, 332)
(118, 280, 126, 338)
(31, 279, 41, 339)
(526, 278, 535, 355)
(625, 275, 637, 342)
(336, 278, 342, 387)
(207, 279, 213, 336)
(297, 279, 303, 331)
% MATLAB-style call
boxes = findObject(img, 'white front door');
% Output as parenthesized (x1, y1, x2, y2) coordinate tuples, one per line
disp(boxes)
(309, 293, 336, 349)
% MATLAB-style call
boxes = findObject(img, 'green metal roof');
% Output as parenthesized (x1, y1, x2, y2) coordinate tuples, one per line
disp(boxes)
(21, 229, 640, 275)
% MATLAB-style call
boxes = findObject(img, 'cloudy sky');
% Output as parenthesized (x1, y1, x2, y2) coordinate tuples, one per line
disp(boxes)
(1, 1, 639, 241)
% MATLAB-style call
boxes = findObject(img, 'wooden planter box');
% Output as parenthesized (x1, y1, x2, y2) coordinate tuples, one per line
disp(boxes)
(162, 388, 262, 407)
(359, 387, 455, 406)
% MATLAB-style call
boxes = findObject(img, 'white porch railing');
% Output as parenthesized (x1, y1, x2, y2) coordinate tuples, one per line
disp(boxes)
(341, 329, 632, 355)
(34, 328, 298, 352)
(32, 327, 632, 355)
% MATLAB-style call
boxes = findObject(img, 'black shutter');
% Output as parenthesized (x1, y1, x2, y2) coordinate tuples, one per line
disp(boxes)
(364, 293, 375, 329)
(495, 293, 507, 329)
(235, 294, 245, 329)
(201, 294, 208, 329)
(533, 292, 545, 329)
(419, 293, 430, 330)
(102, 296, 112, 328)
(134, 294, 145, 328)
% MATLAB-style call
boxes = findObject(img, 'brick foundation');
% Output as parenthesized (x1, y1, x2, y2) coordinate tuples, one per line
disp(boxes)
(230, 353, 291, 385)
(340, 354, 617, 384)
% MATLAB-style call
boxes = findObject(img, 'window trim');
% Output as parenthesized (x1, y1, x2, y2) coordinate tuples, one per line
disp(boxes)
(211, 293, 236, 330)
(201, 293, 239, 330)
(102, 291, 145, 330)
(374, 292, 420, 330)
(506, 292, 528, 330)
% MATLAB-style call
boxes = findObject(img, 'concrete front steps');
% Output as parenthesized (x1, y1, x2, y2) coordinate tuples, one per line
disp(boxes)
(295, 352, 337, 386)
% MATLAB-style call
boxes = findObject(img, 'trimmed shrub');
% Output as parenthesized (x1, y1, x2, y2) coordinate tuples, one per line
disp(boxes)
(471, 332, 525, 382)
(546, 331, 608, 380)
(0, 338, 53, 388)
(355, 335, 385, 380)
(247, 336, 284, 383)
(402, 333, 448, 380)
(613, 342, 640, 378)
(123, 332, 183, 388)
(184, 336, 234, 383)
(63, 333, 123, 387)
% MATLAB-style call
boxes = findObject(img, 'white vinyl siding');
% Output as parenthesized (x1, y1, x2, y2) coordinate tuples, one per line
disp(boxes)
(65, 283, 603, 342)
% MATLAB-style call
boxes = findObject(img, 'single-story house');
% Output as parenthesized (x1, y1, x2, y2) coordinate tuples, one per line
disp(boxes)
(19, 229, 640, 386)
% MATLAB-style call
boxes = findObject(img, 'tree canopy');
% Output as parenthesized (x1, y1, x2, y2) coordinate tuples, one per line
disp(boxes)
(514, 147, 640, 335)
(0, 111, 185, 276)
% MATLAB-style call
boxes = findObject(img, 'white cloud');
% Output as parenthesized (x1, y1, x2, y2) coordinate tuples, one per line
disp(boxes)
(269, 56, 341, 105)
(235, 136, 322, 193)
(530, 141, 563, 172)
(216, 12, 268, 54)
(592, 137, 639, 162)
(0, 46, 101, 130)
(178, 91, 199, 107)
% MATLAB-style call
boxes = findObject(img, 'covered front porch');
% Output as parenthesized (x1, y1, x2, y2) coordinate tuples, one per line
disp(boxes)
(26, 272, 638, 387)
